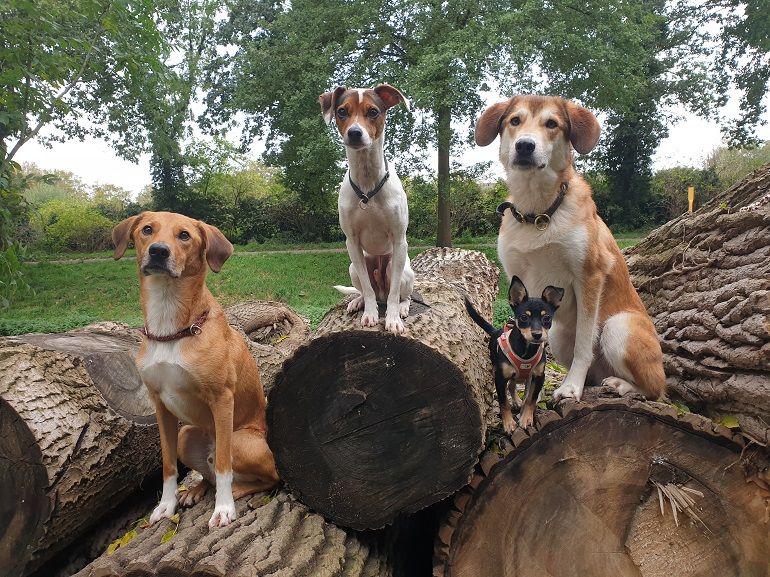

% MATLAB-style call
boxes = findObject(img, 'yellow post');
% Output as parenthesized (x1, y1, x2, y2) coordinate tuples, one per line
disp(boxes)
(688, 186, 695, 213)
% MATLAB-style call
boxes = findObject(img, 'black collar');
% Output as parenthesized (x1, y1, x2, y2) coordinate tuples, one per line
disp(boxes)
(349, 158, 390, 205)
(496, 182, 568, 230)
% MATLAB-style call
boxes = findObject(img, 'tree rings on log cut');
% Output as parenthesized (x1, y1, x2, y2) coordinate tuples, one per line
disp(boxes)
(268, 331, 484, 530)
(434, 394, 770, 577)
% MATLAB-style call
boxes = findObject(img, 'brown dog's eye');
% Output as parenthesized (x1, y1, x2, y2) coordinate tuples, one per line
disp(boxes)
(366, 108, 379, 118)
(336, 107, 348, 118)
(546, 119, 558, 129)
(141, 225, 152, 235)
(179, 231, 190, 241)
(510, 116, 521, 126)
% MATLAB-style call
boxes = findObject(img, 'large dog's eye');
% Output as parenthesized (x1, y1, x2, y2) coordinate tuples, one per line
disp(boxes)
(545, 119, 558, 129)
(366, 107, 379, 118)
(141, 225, 152, 235)
(179, 230, 190, 241)
(510, 116, 521, 126)
(336, 107, 348, 118)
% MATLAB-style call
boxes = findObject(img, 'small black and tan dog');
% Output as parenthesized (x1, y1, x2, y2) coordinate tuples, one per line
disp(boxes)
(466, 276, 563, 432)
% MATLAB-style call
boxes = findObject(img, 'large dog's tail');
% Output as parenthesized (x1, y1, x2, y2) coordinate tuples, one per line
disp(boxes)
(464, 296, 495, 336)
(333, 285, 360, 296)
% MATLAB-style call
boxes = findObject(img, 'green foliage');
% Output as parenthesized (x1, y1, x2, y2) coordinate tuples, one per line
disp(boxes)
(705, 141, 770, 189)
(648, 166, 721, 221)
(38, 199, 114, 252)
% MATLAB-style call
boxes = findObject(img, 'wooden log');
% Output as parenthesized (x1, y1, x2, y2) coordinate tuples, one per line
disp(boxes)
(267, 248, 500, 530)
(73, 481, 393, 577)
(626, 163, 770, 443)
(433, 389, 770, 577)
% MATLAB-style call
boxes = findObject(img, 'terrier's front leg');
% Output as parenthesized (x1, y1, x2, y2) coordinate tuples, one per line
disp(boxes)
(346, 238, 379, 327)
(385, 239, 408, 334)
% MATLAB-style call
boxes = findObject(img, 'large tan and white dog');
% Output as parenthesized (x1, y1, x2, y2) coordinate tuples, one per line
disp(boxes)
(113, 211, 279, 528)
(475, 95, 665, 401)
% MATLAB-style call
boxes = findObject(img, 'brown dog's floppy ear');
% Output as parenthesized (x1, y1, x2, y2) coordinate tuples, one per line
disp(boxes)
(201, 223, 233, 273)
(475, 99, 513, 146)
(112, 214, 140, 260)
(565, 100, 601, 154)
(542, 286, 564, 310)
(508, 275, 529, 307)
(319, 86, 346, 124)
(374, 84, 410, 111)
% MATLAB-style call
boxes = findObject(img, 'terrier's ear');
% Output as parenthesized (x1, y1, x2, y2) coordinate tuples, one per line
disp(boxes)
(565, 100, 601, 154)
(319, 86, 347, 124)
(508, 275, 529, 307)
(199, 222, 233, 273)
(112, 214, 141, 260)
(374, 84, 410, 111)
(475, 99, 513, 146)
(542, 286, 565, 310)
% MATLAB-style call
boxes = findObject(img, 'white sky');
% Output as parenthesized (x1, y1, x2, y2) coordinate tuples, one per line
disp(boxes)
(15, 93, 770, 197)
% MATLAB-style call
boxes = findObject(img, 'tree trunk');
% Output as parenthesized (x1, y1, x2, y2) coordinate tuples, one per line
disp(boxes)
(436, 105, 452, 247)
(267, 248, 499, 530)
(626, 163, 770, 443)
(73, 484, 393, 577)
(434, 389, 770, 577)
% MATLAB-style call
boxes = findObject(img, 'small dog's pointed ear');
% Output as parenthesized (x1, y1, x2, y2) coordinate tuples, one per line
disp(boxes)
(320, 86, 346, 124)
(112, 214, 141, 260)
(508, 275, 529, 307)
(200, 223, 233, 273)
(475, 99, 513, 146)
(565, 100, 600, 154)
(374, 84, 410, 111)
(542, 286, 565, 310)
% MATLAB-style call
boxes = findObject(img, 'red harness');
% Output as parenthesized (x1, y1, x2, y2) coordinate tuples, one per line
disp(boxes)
(497, 328, 544, 380)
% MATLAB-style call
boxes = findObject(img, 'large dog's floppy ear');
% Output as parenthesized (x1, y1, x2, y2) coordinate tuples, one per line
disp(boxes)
(508, 275, 529, 307)
(200, 222, 233, 273)
(112, 214, 141, 260)
(565, 100, 601, 154)
(475, 99, 512, 146)
(374, 84, 410, 111)
(541, 286, 565, 310)
(319, 86, 347, 124)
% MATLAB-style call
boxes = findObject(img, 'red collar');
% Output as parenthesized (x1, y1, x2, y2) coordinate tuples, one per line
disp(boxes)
(497, 328, 544, 380)
(141, 310, 210, 342)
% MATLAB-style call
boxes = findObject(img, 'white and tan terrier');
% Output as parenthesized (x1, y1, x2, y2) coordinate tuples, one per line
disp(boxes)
(476, 95, 665, 402)
(320, 84, 415, 335)
(113, 211, 279, 528)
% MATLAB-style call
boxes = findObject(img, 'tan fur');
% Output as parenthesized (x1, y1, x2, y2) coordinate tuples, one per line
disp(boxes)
(113, 211, 279, 527)
(478, 95, 665, 401)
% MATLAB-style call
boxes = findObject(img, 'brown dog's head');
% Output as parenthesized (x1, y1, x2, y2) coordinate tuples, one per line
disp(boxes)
(319, 84, 409, 149)
(475, 95, 600, 174)
(112, 211, 233, 278)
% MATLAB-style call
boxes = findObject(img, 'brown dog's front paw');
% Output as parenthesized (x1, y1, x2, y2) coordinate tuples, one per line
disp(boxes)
(179, 480, 210, 507)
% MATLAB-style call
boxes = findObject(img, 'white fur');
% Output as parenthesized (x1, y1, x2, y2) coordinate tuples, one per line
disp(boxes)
(149, 475, 178, 524)
(209, 471, 236, 528)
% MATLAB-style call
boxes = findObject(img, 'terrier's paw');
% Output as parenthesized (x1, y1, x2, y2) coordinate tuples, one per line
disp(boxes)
(209, 502, 237, 529)
(179, 481, 209, 508)
(347, 296, 364, 313)
(502, 410, 516, 434)
(361, 310, 379, 327)
(385, 314, 405, 335)
(518, 408, 535, 429)
(149, 500, 177, 525)
(399, 299, 410, 318)
(552, 378, 584, 402)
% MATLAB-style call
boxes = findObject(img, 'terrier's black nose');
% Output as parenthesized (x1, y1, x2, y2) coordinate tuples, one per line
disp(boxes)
(347, 127, 363, 142)
(149, 243, 170, 260)
(531, 331, 542, 341)
(516, 137, 536, 155)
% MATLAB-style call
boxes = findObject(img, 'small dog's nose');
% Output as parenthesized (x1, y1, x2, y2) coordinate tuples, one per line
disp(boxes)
(347, 127, 363, 142)
(531, 331, 542, 341)
(515, 138, 536, 155)
(149, 243, 170, 260)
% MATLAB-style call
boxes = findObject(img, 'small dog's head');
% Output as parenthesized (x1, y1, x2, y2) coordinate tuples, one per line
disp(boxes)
(319, 84, 409, 149)
(475, 95, 600, 174)
(507, 276, 564, 345)
(112, 211, 233, 279)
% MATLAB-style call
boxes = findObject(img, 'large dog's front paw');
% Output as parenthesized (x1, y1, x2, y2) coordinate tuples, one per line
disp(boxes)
(361, 309, 379, 327)
(209, 501, 237, 528)
(149, 499, 177, 525)
(385, 313, 405, 335)
(347, 295, 364, 313)
(398, 299, 410, 318)
(552, 377, 585, 402)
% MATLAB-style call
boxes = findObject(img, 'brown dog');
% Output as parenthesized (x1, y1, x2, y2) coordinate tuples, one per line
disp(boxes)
(476, 95, 665, 402)
(113, 211, 278, 528)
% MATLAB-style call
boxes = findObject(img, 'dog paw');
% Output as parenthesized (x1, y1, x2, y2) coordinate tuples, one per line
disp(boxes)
(502, 412, 516, 434)
(179, 481, 209, 508)
(601, 377, 638, 397)
(209, 502, 237, 529)
(347, 296, 364, 313)
(149, 500, 177, 525)
(361, 310, 379, 327)
(552, 380, 584, 402)
(518, 408, 535, 429)
(385, 315, 405, 335)
(399, 300, 410, 318)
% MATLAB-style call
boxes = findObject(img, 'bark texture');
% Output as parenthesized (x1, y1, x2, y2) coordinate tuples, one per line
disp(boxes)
(268, 248, 499, 530)
(626, 164, 770, 442)
(73, 486, 393, 577)
(434, 389, 770, 577)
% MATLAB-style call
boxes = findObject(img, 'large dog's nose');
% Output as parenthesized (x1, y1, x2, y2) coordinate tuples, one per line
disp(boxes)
(148, 243, 170, 260)
(515, 137, 536, 155)
(347, 127, 363, 142)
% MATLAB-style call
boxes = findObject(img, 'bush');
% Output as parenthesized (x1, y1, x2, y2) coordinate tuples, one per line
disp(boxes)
(37, 199, 114, 252)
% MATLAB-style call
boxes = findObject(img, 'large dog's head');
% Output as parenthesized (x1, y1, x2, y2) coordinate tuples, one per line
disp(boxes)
(112, 211, 233, 279)
(319, 84, 409, 150)
(475, 95, 600, 174)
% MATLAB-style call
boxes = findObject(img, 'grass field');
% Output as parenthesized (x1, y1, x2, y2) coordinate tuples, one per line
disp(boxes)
(2, 236, 641, 336)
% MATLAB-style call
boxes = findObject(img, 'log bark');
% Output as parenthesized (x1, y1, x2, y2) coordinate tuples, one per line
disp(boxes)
(73, 482, 393, 577)
(434, 389, 770, 577)
(626, 164, 770, 443)
(267, 248, 499, 530)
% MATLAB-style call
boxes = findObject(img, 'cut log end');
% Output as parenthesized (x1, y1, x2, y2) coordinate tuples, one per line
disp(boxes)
(268, 330, 484, 530)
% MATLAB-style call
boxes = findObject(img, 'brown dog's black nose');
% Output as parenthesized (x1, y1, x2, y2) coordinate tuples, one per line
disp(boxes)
(149, 243, 170, 260)
(347, 127, 363, 142)
(515, 137, 536, 155)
